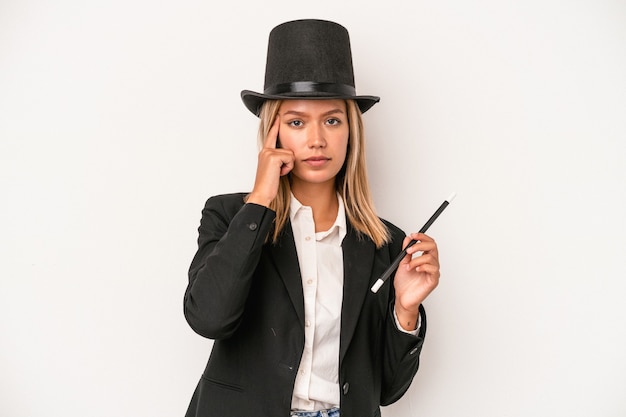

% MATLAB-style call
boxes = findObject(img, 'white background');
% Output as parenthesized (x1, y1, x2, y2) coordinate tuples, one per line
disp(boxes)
(1, 1, 625, 416)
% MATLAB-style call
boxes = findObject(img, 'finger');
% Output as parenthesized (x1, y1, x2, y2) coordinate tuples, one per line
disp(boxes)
(408, 232, 435, 243)
(399, 236, 415, 266)
(279, 153, 295, 176)
(406, 241, 437, 256)
(264, 116, 280, 149)
(405, 233, 438, 255)
(401, 235, 419, 258)
(412, 263, 441, 277)
(408, 253, 439, 269)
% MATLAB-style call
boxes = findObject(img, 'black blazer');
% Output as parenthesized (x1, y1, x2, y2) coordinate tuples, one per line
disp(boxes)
(184, 193, 426, 417)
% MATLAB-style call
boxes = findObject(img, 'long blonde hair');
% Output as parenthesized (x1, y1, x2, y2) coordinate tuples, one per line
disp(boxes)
(253, 99, 390, 248)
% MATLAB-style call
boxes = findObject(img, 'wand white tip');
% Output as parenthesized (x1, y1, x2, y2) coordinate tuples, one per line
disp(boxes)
(446, 192, 457, 203)
(370, 279, 384, 293)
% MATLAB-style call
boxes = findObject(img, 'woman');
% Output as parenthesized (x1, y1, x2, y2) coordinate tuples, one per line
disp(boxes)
(184, 19, 440, 417)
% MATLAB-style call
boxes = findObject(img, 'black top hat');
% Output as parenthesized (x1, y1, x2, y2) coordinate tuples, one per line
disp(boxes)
(241, 19, 380, 116)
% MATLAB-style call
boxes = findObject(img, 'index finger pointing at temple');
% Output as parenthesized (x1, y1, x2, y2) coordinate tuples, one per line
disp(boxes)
(264, 115, 280, 149)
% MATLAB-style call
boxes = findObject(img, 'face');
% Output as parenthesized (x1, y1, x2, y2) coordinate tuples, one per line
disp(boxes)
(277, 99, 349, 189)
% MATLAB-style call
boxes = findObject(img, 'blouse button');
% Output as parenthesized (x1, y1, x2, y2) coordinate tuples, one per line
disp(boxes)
(248, 223, 258, 231)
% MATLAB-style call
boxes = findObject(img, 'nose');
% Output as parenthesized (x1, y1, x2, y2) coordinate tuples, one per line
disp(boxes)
(307, 124, 326, 148)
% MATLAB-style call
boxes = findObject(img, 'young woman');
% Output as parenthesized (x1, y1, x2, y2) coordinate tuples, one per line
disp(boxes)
(184, 19, 440, 417)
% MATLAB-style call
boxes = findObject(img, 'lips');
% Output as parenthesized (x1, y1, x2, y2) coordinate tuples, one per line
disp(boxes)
(303, 156, 330, 167)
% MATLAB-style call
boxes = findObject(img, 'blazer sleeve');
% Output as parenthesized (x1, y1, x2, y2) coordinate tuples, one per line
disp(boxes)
(380, 303, 427, 405)
(183, 194, 276, 339)
(379, 222, 428, 405)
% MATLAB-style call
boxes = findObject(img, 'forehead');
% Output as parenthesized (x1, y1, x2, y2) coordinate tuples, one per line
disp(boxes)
(279, 99, 346, 114)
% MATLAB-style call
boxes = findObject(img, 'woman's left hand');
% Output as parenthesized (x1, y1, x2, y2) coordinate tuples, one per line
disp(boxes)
(393, 233, 440, 330)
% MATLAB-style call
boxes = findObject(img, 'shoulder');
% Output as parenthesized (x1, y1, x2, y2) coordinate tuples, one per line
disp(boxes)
(381, 218, 405, 240)
(380, 218, 406, 253)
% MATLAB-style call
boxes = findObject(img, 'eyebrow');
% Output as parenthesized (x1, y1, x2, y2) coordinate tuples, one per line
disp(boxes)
(282, 108, 345, 117)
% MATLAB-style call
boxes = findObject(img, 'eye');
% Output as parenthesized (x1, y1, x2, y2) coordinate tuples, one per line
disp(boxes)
(288, 120, 303, 127)
(326, 118, 342, 126)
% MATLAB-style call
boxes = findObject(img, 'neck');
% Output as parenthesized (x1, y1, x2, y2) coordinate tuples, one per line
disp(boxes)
(291, 180, 339, 232)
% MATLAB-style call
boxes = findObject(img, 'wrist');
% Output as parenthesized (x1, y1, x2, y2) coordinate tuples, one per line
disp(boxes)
(246, 192, 273, 208)
(394, 302, 420, 331)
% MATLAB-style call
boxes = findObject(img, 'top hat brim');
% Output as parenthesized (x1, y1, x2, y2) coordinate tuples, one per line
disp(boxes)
(241, 89, 380, 117)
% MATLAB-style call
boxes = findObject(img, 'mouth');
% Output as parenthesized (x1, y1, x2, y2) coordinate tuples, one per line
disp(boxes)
(303, 156, 331, 167)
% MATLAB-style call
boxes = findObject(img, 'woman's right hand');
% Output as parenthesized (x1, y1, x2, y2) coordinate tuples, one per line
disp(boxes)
(246, 116, 295, 207)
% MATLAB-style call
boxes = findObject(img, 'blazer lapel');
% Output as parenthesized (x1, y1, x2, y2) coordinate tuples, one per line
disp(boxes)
(339, 223, 376, 361)
(269, 222, 305, 328)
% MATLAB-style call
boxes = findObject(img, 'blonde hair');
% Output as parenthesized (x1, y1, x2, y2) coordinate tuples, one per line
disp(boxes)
(253, 99, 390, 248)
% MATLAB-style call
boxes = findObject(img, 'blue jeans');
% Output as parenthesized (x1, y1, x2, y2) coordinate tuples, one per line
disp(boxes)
(290, 407, 340, 417)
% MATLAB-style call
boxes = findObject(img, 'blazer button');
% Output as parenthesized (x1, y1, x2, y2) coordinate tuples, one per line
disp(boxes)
(342, 382, 350, 395)
(248, 222, 258, 231)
